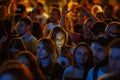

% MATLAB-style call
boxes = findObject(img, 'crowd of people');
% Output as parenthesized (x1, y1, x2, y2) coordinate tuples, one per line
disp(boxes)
(0, 0, 120, 80)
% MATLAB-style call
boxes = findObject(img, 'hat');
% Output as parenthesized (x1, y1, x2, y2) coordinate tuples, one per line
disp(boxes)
(16, 4, 26, 14)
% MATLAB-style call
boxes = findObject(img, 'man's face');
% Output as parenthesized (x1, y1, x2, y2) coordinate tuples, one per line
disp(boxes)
(91, 42, 106, 65)
(16, 21, 27, 35)
(55, 32, 65, 48)
(109, 48, 120, 72)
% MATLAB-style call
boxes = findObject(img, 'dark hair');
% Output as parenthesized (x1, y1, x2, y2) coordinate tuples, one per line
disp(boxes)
(15, 4, 26, 14)
(18, 17, 33, 31)
(74, 42, 93, 68)
(38, 38, 58, 63)
(31, 21, 43, 39)
(73, 42, 93, 80)
(37, 2, 44, 8)
(16, 51, 46, 80)
(92, 21, 106, 35)
(74, 24, 83, 34)
(7, 38, 26, 59)
(92, 35, 112, 47)
(19, 17, 32, 26)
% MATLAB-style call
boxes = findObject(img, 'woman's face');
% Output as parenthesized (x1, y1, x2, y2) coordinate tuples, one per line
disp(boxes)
(55, 32, 65, 48)
(109, 48, 120, 72)
(37, 42, 48, 61)
(75, 46, 89, 64)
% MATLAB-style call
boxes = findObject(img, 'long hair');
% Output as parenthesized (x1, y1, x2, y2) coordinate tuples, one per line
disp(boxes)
(7, 38, 27, 59)
(16, 51, 46, 80)
(73, 42, 94, 80)
(38, 38, 58, 64)
(48, 26, 68, 45)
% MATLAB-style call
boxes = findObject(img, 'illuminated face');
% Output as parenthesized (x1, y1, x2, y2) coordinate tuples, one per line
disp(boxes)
(55, 32, 65, 48)
(109, 48, 120, 72)
(75, 46, 89, 64)
(91, 42, 106, 65)
(0, 74, 15, 80)
(16, 22, 26, 35)
(37, 42, 48, 61)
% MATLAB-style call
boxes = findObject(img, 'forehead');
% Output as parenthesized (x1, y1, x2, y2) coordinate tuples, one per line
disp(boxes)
(55, 32, 65, 38)
(76, 46, 89, 52)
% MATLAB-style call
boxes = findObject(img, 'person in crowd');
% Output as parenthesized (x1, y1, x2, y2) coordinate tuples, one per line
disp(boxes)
(87, 35, 112, 80)
(16, 51, 46, 80)
(35, 2, 49, 28)
(0, 5, 8, 65)
(7, 37, 26, 59)
(37, 38, 63, 80)
(72, 24, 84, 45)
(103, 4, 118, 21)
(31, 21, 43, 40)
(0, 60, 33, 80)
(43, 8, 61, 37)
(16, 17, 38, 56)
(91, 21, 106, 39)
(62, 42, 93, 80)
(83, 18, 94, 45)
(15, 4, 27, 17)
(105, 22, 120, 39)
(48, 26, 74, 68)
(107, 38, 120, 73)
(98, 38, 120, 80)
